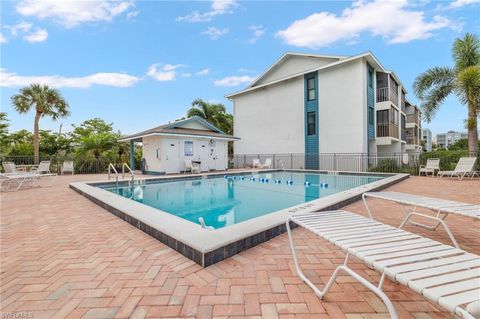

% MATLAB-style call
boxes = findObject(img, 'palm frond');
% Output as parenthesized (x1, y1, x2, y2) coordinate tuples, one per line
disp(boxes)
(455, 65, 480, 109)
(420, 82, 455, 122)
(452, 33, 480, 71)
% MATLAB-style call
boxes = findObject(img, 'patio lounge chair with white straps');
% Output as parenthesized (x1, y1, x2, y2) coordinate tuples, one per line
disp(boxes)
(418, 158, 440, 177)
(260, 158, 272, 169)
(2, 162, 20, 174)
(362, 191, 480, 249)
(252, 158, 261, 169)
(61, 161, 74, 175)
(31, 161, 51, 174)
(287, 210, 480, 319)
(185, 159, 200, 174)
(438, 157, 477, 180)
(0, 173, 40, 191)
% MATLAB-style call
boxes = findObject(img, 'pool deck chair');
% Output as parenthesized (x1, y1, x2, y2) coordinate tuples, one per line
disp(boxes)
(61, 161, 74, 175)
(252, 159, 261, 169)
(419, 158, 440, 177)
(31, 161, 51, 174)
(260, 158, 272, 169)
(185, 159, 200, 174)
(2, 162, 20, 174)
(362, 191, 480, 249)
(0, 173, 40, 191)
(438, 157, 477, 180)
(287, 210, 480, 319)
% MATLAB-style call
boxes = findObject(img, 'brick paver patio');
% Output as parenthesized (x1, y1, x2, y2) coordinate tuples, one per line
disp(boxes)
(1, 174, 479, 318)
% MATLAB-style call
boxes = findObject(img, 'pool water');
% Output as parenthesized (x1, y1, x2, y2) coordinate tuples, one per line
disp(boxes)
(102, 172, 383, 229)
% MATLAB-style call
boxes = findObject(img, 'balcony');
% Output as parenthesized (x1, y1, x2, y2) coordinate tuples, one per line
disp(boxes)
(406, 113, 419, 125)
(377, 123, 399, 139)
(376, 87, 398, 106)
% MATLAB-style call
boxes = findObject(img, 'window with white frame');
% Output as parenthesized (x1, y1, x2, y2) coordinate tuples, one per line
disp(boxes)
(184, 141, 193, 156)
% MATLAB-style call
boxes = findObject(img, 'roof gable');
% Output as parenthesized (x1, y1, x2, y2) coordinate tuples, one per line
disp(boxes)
(250, 53, 344, 87)
(165, 116, 224, 134)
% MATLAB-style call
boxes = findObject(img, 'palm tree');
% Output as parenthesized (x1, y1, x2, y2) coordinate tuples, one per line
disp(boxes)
(186, 99, 233, 134)
(11, 84, 70, 163)
(414, 33, 480, 156)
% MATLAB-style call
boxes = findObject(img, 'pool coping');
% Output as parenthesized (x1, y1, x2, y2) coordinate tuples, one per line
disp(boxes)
(70, 170, 409, 267)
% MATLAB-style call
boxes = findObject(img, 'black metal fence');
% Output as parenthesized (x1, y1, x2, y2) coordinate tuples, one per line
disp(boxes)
(232, 152, 480, 175)
(0, 155, 131, 174)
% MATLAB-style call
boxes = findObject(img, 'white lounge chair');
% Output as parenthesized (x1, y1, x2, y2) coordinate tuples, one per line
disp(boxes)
(362, 191, 480, 248)
(2, 162, 20, 174)
(61, 161, 74, 175)
(185, 159, 200, 174)
(287, 210, 480, 319)
(418, 158, 440, 177)
(438, 157, 477, 180)
(252, 159, 261, 169)
(260, 158, 272, 169)
(31, 161, 51, 174)
(0, 173, 40, 191)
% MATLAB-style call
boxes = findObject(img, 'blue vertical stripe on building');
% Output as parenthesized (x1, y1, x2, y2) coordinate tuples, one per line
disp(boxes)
(304, 72, 319, 170)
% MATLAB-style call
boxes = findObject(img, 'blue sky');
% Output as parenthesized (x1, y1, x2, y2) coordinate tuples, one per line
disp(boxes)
(1, 0, 479, 138)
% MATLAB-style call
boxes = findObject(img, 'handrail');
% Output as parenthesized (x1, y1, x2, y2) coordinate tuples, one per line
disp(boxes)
(122, 163, 135, 187)
(108, 163, 119, 188)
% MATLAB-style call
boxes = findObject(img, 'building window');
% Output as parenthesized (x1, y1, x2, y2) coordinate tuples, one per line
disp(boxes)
(377, 110, 388, 124)
(307, 77, 316, 101)
(307, 111, 316, 136)
(184, 141, 193, 156)
(368, 69, 373, 88)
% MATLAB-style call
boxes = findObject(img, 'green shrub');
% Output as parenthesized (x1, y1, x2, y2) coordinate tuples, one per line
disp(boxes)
(369, 159, 400, 173)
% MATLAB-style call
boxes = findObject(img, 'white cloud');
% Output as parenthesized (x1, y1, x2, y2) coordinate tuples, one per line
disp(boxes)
(0, 69, 139, 88)
(449, 0, 480, 7)
(176, 0, 237, 22)
(23, 28, 48, 43)
(196, 68, 211, 76)
(4, 21, 33, 36)
(16, 0, 134, 27)
(126, 10, 139, 20)
(202, 27, 228, 40)
(276, 0, 454, 48)
(147, 63, 186, 81)
(247, 25, 266, 44)
(0, 33, 7, 43)
(214, 75, 255, 87)
(181, 73, 192, 78)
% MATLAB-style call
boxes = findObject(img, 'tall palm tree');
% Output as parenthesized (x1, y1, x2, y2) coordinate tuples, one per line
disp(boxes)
(11, 84, 70, 163)
(414, 33, 480, 156)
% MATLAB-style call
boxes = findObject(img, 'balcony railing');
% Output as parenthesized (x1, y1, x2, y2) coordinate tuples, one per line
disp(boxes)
(377, 123, 399, 139)
(376, 87, 398, 105)
(407, 114, 419, 125)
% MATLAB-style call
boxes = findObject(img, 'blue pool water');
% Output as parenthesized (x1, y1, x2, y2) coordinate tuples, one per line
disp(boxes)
(101, 172, 383, 229)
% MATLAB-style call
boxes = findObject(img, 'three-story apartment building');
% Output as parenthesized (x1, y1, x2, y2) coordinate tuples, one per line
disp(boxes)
(405, 101, 422, 152)
(226, 52, 412, 169)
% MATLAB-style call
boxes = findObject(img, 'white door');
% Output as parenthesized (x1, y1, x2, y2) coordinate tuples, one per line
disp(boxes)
(163, 139, 179, 174)
(208, 139, 216, 170)
(198, 141, 209, 172)
(215, 141, 227, 170)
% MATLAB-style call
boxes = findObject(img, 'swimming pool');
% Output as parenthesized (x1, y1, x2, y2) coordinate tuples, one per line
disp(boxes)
(102, 172, 384, 229)
(71, 170, 408, 266)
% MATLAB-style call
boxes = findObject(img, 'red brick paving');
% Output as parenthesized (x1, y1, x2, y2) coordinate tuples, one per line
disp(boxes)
(1, 174, 479, 318)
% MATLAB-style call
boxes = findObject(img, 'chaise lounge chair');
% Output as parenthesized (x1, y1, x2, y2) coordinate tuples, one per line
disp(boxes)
(438, 157, 477, 180)
(2, 162, 21, 174)
(252, 159, 261, 169)
(30, 161, 51, 174)
(362, 191, 480, 248)
(61, 161, 74, 175)
(287, 210, 480, 319)
(418, 158, 440, 177)
(260, 158, 272, 169)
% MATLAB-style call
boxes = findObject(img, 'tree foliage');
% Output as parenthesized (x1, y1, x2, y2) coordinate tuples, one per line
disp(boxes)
(413, 33, 480, 156)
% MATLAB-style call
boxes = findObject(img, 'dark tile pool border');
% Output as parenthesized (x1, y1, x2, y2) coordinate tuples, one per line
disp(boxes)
(70, 171, 408, 267)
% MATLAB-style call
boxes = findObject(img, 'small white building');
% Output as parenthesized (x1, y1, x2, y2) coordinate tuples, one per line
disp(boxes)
(120, 117, 238, 174)
(226, 52, 413, 169)
(436, 131, 468, 149)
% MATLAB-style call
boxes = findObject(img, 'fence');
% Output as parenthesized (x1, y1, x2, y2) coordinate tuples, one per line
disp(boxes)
(0, 155, 134, 174)
(232, 152, 479, 174)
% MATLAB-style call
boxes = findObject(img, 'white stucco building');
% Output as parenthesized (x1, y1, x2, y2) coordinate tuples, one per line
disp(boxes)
(226, 52, 413, 169)
(120, 117, 238, 174)
(422, 128, 432, 152)
(436, 131, 468, 149)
